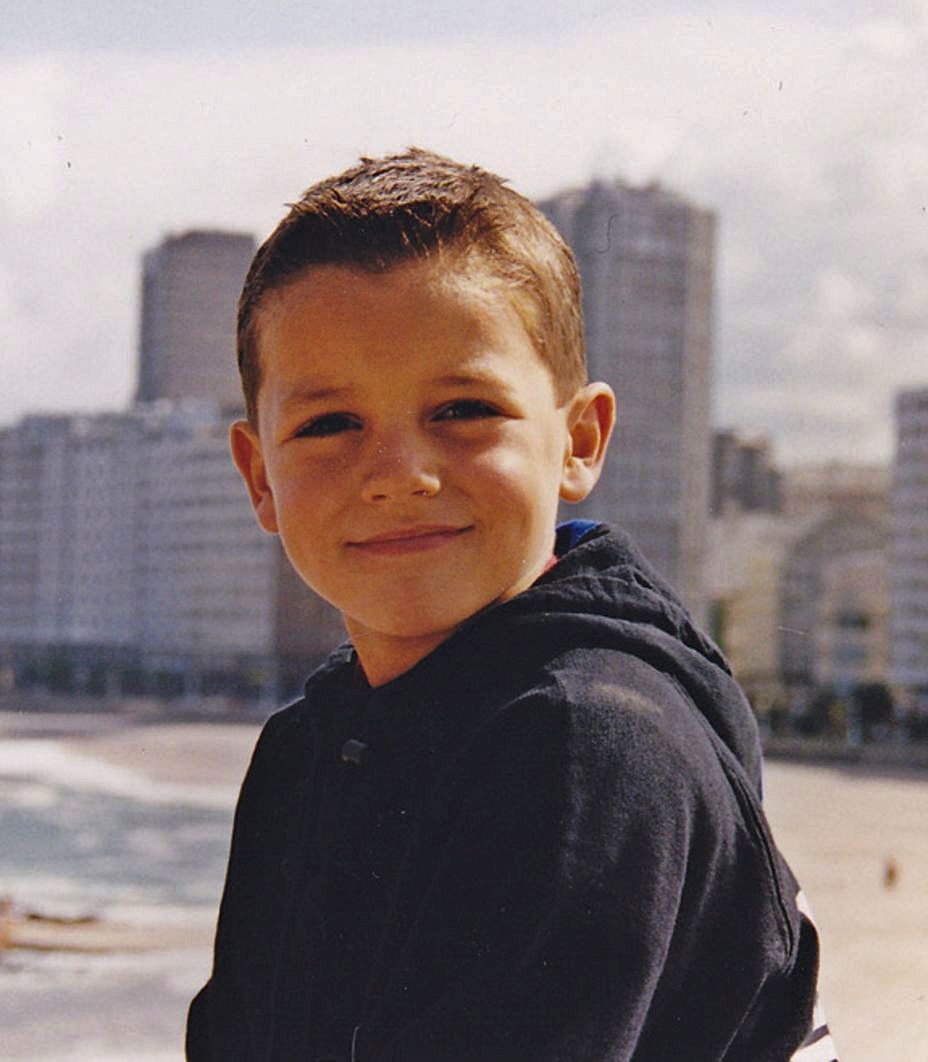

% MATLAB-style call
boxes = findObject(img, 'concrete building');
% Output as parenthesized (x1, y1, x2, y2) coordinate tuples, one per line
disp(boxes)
(711, 429, 781, 515)
(777, 464, 891, 697)
(540, 178, 715, 614)
(136, 230, 256, 408)
(706, 458, 892, 714)
(778, 512, 889, 694)
(705, 509, 787, 713)
(780, 462, 888, 525)
(133, 402, 342, 697)
(814, 547, 890, 691)
(0, 416, 69, 647)
(0, 403, 342, 701)
(892, 385, 928, 701)
(1, 411, 146, 693)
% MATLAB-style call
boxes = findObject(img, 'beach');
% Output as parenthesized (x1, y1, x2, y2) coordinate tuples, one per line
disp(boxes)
(0, 713, 255, 1062)
(1, 713, 926, 1060)
(763, 760, 928, 1061)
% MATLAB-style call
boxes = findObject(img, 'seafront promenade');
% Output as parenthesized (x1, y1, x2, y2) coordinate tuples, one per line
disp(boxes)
(1, 711, 926, 1060)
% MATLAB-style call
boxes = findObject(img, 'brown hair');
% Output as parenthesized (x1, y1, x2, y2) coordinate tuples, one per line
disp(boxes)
(238, 148, 585, 423)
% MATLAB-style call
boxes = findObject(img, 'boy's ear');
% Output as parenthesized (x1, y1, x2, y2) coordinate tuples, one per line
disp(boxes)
(559, 383, 616, 504)
(229, 420, 279, 534)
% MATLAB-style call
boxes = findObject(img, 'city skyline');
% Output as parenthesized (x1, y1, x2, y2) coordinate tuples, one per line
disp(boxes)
(5, 2, 928, 463)
(3, 179, 924, 707)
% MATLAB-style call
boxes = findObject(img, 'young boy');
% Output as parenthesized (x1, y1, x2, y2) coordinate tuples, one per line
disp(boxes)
(187, 149, 836, 1061)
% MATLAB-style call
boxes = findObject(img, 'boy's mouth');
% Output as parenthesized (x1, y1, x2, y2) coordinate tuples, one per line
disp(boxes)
(348, 525, 472, 556)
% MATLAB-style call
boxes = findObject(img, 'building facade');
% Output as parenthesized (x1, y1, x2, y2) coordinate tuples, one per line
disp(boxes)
(777, 510, 889, 695)
(0, 403, 342, 702)
(136, 230, 256, 409)
(705, 509, 787, 714)
(711, 429, 781, 516)
(0, 416, 70, 649)
(705, 456, 892, 716)
(539, 179, 715, 615)
(892, 386, 928, 701)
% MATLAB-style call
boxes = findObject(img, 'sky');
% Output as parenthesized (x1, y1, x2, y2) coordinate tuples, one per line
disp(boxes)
(3, 0, 927, 465)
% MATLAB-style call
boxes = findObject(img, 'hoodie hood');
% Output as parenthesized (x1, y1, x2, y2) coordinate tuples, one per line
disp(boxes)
(513, 522, 762, 792)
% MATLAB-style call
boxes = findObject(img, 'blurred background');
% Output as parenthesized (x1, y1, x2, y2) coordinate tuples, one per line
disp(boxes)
(2, 2, 927, 1058)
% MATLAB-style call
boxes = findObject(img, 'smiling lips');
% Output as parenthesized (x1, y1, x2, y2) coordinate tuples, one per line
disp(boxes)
(348, 525, 472, 556)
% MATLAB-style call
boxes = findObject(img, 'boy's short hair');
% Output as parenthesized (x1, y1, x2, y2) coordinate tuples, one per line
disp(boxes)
(237, 148, 586, 422)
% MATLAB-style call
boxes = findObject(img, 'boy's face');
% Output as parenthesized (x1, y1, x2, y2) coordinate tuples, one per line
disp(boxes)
(232, 259, 611, 683)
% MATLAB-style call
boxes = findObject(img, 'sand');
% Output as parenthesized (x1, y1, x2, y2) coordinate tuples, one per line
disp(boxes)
(763, 761, 928, 1061)
(67, 720, 261, 789)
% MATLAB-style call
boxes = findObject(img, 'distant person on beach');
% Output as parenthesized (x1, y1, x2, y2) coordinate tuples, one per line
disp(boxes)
(186, 149, 837, 1060)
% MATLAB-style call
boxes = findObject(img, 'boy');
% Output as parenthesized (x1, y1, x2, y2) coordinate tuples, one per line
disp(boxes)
(187, 149, 835, 1060)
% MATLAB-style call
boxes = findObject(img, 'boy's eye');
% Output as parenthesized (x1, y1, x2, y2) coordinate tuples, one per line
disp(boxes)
(295, 412, 361, 438)
(433, 399, 500, 423)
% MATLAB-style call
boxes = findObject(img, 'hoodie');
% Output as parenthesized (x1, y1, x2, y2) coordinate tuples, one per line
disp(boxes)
(187, 523, 834, 1061)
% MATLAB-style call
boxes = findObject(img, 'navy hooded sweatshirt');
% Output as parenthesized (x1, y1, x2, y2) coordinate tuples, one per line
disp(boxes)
(187, 523, 835, 1061)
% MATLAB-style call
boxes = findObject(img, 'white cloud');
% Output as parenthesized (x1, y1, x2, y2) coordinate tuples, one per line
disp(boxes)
(895, 264, 928, 321)
(4, 7, 928, 464)
(815, 271, 877, 321)
(0, 58, 74, 222)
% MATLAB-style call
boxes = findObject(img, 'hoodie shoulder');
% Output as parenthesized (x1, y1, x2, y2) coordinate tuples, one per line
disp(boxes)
(538, 647, 737, 817)
(495, 523, 763, 791)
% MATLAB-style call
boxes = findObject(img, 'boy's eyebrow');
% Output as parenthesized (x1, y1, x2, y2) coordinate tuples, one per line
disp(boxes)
(277, 371, 513, 411)
(279, 385, 352, 408)
(433, 370, 510, 389)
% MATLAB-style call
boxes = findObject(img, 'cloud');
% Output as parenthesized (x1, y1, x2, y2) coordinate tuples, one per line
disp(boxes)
(3, 5, 928, 465)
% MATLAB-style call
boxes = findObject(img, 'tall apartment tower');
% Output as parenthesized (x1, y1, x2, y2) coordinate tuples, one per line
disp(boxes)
(136, 230, 256, 408)
(539, 179, 715, 613)
(892, 385, 928, 701)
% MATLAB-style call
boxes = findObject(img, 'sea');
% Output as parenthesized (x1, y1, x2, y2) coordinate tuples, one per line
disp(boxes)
(0, 736, 236, 1062)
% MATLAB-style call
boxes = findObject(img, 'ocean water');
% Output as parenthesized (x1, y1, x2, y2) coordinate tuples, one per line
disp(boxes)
(0, 738, 236, 1061)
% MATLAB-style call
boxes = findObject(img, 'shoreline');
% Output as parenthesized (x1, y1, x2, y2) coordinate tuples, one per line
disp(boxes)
(2, 911, 213, 955)
(0, 711, 260, 790)
(5, 703, 928, 782)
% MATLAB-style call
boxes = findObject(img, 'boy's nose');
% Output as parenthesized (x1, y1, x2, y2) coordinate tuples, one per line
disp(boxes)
(361, 437, 441, 503)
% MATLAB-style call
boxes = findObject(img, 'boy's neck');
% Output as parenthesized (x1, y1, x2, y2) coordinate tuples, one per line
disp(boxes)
(346, 625, 455, 688)
(345, 548, 561, 688)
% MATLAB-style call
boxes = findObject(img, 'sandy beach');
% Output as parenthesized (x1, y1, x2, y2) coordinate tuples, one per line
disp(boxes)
(3, 714, 927, 1060)
(763, 760, 928, 1061)
(68, 719, 262, 789)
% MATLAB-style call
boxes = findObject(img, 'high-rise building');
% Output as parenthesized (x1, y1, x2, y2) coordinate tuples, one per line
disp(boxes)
(539, 179, 715, 613)
(892, 385, 928, 701)
(0, 411, 149, 659)
(0, 402, 343, 701)
(0, 415, 70, 646)
(136, 230, 256, 408)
